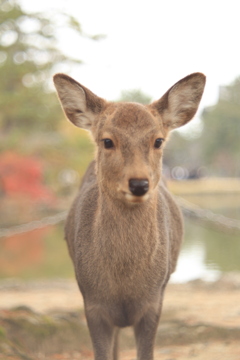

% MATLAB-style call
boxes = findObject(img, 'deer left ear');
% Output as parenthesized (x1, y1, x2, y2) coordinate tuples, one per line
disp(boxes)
(151, 73, 206, 130)
(53, 73, 107, 131)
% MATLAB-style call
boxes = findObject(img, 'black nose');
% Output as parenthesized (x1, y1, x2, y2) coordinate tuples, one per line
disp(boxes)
(129, 179, 149, 196)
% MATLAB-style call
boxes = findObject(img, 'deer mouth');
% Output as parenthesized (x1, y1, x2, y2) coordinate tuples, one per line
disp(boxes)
(124, 192, 150, 203)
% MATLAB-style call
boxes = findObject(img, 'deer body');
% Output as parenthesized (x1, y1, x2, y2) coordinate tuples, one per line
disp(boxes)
(67, 160, 182, 325)
(54, 73, 206, 360)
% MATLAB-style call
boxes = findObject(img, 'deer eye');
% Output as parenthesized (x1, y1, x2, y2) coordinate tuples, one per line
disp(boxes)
(102, 139, 114, 149)
(154, 138, 164, 149)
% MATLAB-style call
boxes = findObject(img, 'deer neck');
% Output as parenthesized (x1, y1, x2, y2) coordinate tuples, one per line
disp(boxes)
(95, 188, 159, 251)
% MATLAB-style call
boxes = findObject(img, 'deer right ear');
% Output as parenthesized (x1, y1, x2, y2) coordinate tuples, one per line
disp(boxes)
(151, 73, 206, 130)
(53, 74, 106, 130)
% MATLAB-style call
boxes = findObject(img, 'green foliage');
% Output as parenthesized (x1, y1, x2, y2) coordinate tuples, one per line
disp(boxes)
(164, 76, 240, 177)
(0, 0, 100, 202)
(118, 89, 152, 104)
(201, 77, 240, 176)
(0, 326, 6, 340)
(0, 0, 83, 133)
(163, 131, 201, 170)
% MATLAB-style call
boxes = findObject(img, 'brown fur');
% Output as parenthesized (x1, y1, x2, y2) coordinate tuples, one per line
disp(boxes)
(53, 72, 206, 360)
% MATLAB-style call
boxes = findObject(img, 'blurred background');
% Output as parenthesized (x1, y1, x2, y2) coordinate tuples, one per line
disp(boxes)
(0, 0, 240, 284)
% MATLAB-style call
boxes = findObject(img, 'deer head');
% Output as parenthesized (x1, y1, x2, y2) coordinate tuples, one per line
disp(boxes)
(54, 73, 206, 204)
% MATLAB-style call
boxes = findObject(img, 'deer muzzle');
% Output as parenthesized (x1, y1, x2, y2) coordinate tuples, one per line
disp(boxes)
(129, 179, 149, 197)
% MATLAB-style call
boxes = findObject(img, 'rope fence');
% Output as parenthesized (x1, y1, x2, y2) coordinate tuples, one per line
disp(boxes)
(176, 197, 240, 234)
(0, 211, 68, 238)
(0, 198, 240, 239)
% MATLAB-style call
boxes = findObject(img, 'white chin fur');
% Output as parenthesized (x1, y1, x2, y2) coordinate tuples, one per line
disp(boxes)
(125, 193, 149, 203)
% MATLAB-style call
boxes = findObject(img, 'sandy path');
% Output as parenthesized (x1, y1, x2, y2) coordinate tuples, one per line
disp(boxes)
(0, 275, 240, 360)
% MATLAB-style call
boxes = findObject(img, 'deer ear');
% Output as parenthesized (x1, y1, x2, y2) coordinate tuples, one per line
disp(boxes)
(151, 73, 206, 130)
(53, 73, 106, 130)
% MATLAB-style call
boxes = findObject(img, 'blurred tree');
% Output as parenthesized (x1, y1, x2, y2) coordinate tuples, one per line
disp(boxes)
(163, 76, 240, 178)
(201, 77, 240, 176)
(163, 131, 202, 176)
(118, 89, 152, 104)
(0, 0, 97, 134)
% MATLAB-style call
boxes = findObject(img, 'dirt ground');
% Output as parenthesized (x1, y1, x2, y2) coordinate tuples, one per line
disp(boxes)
(0, 274, 240, 360)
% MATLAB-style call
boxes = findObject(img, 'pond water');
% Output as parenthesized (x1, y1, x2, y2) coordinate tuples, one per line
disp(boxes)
(171, 194, 240, 282)
(171, 220, 240, 282)
(0, 194, 239, 282)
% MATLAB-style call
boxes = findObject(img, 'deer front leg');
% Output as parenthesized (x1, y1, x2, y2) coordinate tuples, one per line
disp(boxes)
(112, 327, 120, 360)
(85, 306, 115, 360)
(134, 306, 161, 360)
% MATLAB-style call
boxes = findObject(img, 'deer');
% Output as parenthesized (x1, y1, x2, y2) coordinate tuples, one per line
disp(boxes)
(53, 72, 206, 360)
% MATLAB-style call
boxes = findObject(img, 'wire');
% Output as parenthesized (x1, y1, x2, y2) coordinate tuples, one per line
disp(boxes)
(176, 196, 240, 233)
(0, 198, 240, 239)
(0, 211, 68, 238)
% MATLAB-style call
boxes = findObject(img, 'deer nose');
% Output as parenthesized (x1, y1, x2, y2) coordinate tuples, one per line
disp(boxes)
(129, 179, 149, 196)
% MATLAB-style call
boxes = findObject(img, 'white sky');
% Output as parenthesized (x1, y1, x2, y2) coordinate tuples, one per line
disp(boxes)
(20, 0, 240, 112)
